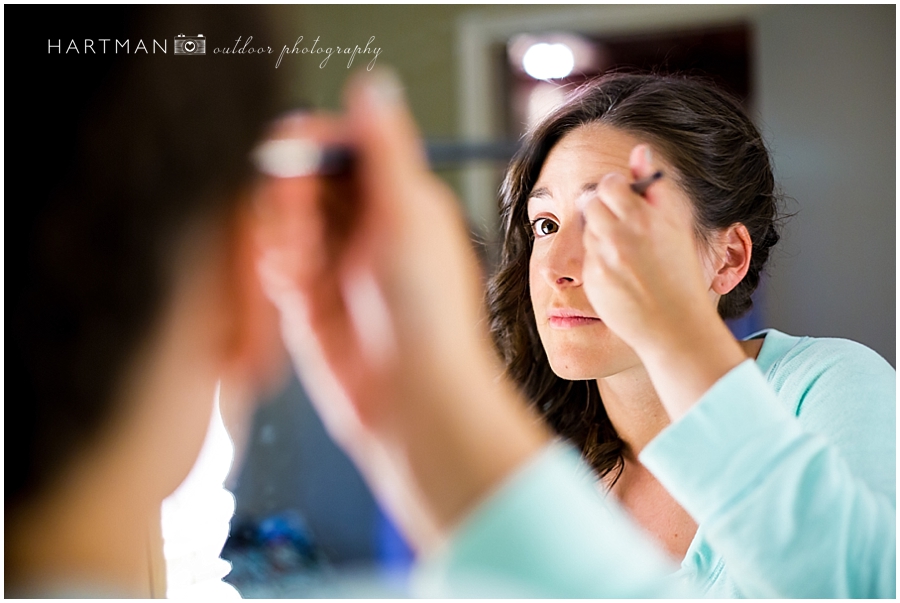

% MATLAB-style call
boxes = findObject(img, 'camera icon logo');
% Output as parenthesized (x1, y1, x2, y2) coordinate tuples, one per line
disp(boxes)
(174, 34, 206, 55)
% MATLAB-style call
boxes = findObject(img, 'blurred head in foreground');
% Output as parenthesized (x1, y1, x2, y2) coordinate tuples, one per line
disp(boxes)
(7, 6, 287, 595)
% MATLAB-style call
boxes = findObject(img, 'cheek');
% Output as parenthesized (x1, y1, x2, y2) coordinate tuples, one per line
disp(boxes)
(528, 252, 553, 347)
(528, 241, 552, 289)
(528, 251, 543, 305)
(528, 251, 537, 279)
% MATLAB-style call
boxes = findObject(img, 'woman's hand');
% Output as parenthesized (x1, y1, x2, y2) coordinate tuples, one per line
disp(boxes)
(254, 71, 548, 550)
(580, 145, 716, 353)
(580, 145, 747, 420)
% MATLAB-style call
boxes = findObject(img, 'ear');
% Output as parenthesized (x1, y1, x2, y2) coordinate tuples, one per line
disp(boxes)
(710, 223, 752, 296)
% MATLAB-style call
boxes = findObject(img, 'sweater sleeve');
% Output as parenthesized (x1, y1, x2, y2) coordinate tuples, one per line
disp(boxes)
(412, 441, 692, 598)
(640, 357, 896, 598)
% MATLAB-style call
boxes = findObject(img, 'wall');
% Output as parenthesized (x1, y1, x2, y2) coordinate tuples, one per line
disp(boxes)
(268, 5, 469, 133)
(755, 4, 895, 365)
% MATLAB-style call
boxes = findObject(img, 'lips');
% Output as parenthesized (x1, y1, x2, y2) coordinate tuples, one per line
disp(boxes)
(548, 309, 601, 329)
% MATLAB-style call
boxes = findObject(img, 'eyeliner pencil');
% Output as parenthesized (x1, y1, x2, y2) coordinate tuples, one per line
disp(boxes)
(630, 170, 664, 196)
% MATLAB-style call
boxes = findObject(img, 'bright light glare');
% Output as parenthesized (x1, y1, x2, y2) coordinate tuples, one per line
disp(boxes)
(161, 387, 241, 599)
(522, 43, 575, 80)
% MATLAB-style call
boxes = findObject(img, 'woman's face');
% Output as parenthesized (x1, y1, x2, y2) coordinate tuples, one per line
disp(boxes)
(527, 123, 703, 380)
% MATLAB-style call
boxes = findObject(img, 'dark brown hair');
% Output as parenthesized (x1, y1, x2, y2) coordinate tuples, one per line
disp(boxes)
(7, 6, 286, 509)
(488, 73, 782, 481)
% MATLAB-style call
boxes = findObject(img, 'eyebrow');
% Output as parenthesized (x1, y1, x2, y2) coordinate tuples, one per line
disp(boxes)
(527, 182, 598, 202)
(528, 186, 551, 200)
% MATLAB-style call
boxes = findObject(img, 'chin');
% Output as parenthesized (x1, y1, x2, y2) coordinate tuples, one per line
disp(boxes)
(542, 337, 641, 381)
(546, 353, 599, 381)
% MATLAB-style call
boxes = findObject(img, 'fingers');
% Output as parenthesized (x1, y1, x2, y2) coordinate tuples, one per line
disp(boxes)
(579, 186, 620, 238)
(580, 170, 646, 244)
(340, 262, 397, 371)
(629, 143, 658, 182)
(579, 143, 665, 274)
(581, 143, 658, 226)
(581, 143, 682, 234)
(597, 172, 641, 222)
(250, 113, 368, 406)
(344, 69, 430, 212)
(253, 113, 346, 292)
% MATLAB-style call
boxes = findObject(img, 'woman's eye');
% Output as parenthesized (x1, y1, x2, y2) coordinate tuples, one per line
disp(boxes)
(531, 217, 559, 237)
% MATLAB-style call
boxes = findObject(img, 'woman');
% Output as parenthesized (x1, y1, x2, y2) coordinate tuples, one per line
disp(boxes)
(488, 73, 895, 597)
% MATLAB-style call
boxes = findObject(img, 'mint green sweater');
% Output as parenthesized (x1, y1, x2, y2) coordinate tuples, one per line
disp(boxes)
(415, 330, 896, 597)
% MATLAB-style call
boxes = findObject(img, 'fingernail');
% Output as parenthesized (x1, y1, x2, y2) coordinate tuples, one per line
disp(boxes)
(364, 68, 404, 111)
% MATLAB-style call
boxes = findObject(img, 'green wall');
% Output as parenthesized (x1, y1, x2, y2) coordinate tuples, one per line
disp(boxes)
(265, 5, 523, 201)
(269, 5, 471, 136)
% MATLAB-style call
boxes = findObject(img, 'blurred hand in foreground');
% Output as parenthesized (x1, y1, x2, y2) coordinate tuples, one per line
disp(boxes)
(254, 71, 549, 551)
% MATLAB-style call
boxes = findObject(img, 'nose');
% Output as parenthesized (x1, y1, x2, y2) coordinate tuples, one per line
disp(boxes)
(538, 221, 584, 289)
